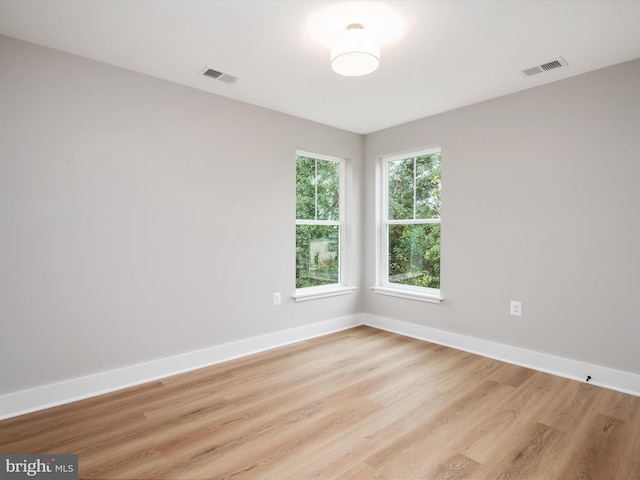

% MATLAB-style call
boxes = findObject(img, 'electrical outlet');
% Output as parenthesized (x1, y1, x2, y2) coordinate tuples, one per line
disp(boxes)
(510, 300, 522, 316)
(273, 292, 281, 305)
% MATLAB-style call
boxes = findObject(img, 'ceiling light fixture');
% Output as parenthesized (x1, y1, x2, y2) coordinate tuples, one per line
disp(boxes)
(330, 23, 380, 77)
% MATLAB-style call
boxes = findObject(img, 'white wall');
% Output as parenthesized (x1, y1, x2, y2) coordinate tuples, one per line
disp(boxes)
(0, 35, 363, 395)
(363, 58, 640, 376)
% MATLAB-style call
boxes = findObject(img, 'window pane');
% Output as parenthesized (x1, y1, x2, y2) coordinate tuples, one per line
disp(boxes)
(296, 156, 316, 220)
(296, 225, 340, 288)
(388, 223, 440, 289)
(387, 158, 415, 220)
(415, 153, 441, 219)
(316, 160, 340, 221)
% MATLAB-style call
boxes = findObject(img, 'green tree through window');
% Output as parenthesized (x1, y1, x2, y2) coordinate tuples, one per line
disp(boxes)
(385, 150, 441, 290)
(296, 154, 343, 289)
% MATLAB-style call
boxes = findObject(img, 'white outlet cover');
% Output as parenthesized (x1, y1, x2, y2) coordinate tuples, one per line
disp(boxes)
(510, 301, 522, 316)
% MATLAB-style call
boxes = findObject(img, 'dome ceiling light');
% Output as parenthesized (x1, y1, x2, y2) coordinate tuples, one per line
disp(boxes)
(330, 23, 380, 77)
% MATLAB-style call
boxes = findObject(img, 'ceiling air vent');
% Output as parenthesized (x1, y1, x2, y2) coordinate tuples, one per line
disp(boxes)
(522, 57, 568, 77)
(200, 66, 237, 84)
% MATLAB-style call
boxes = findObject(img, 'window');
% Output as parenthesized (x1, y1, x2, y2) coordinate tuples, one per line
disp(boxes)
(376, 147, 442, 302)
(295, 151, 350, 299)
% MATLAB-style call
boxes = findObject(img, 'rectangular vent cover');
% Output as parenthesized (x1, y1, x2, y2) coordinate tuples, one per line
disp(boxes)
(200, 66, 237, 84)
(522, 57, 568, 77)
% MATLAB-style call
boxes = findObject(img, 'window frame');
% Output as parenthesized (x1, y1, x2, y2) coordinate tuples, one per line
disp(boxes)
(294, 150, 354, 301)
(374, 146, 443, 303)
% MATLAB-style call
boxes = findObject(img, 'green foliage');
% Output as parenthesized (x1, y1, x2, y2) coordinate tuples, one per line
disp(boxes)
(388, 224, 440, 288)
(387, 153, 441, 289)
(388, 154, 440, 220)
(296, 156, 339, 221)
(296, 156, 341, 288)
(296, 156, 316, 220)
(295, 225, 339, 288)
(316, 160, 340, 221)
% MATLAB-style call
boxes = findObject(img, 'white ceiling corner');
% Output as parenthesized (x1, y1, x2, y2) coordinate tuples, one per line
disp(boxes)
(1, 0, 639, 134)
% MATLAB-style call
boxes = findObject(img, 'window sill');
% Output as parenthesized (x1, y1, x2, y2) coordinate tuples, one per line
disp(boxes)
(371, 286, 443, 304)
(292, 286, 357, 302)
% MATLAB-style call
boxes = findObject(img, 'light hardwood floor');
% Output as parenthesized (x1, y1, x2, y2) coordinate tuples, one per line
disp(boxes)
(1, 326, 639, 479)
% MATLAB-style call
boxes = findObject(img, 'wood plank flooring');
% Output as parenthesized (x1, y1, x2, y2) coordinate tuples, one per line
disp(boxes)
(1, 326, 639, 479)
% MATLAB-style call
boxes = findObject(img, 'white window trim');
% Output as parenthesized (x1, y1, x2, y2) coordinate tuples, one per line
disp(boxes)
(295, 150, 350, 300)
(292, 285, 357, 302)
(371, 286, 442, 303)
(375, 146, 443, 304)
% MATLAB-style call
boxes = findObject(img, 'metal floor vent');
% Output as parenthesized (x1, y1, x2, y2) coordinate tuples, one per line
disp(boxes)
(200, 66, 237, 84)
(522, 57, 568, 77)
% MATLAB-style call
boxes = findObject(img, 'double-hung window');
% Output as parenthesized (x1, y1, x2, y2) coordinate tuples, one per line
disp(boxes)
(376, 147, 442, 302)
(295, 151, 349, 300)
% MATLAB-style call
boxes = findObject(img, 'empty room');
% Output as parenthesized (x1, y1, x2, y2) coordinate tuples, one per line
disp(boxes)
(1, 1, 640, 479)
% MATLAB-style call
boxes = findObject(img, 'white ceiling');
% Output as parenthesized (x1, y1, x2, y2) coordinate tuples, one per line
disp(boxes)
(1, 0, 640, 134)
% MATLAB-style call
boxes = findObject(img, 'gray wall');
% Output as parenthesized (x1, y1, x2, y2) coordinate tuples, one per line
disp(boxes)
(2, 32, 639, 397)
(0, 35, 363, 394)
(363, 58, 640, 375)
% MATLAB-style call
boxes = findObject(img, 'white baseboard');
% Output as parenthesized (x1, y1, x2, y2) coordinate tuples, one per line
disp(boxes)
(0, 314, 362, 420)
(362, 313, 640, 397)
(3, 312, 637, 420)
